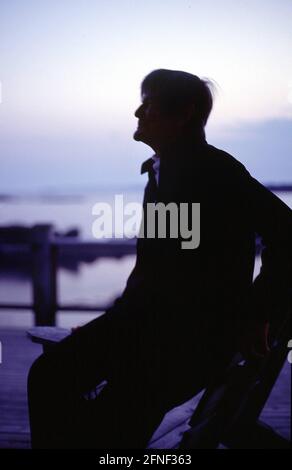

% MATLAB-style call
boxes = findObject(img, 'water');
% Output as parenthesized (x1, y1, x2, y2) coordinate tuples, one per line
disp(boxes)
(0, 189, 291, 328)
(0, 188, 145, 240)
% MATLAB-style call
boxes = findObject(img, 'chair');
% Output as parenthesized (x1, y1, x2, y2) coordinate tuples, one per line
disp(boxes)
(179, 314, 291, 449)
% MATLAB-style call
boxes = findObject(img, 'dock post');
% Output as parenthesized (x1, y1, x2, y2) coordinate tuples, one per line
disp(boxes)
(31, 224, 57, 326)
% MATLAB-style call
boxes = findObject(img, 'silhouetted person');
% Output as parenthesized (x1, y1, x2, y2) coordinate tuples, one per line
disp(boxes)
(28, 69, 292, 449)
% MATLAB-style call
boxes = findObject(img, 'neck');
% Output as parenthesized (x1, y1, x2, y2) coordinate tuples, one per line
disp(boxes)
(156, 127, 206, 159)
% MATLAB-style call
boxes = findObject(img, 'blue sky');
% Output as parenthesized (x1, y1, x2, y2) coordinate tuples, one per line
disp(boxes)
(0, 0, 292, 193)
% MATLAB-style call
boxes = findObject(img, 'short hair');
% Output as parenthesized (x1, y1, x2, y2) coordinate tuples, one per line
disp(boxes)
(141, 69, 215, 129)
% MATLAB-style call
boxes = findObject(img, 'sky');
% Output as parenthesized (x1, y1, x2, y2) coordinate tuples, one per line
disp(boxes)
(0, 0, 292, 193)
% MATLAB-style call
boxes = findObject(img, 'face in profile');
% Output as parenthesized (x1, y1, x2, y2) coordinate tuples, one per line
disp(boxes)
(134, 92, 182, 150)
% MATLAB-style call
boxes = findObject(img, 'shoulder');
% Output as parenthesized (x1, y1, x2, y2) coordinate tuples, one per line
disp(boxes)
(204, 144, 250, 178)
(185, 143, 255, 202)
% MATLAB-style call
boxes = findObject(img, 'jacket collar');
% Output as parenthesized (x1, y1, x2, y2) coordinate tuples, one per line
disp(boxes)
(141, 157, 155, 175)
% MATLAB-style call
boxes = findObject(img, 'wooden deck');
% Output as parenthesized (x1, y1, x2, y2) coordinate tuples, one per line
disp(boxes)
(0, 328, 290, 449)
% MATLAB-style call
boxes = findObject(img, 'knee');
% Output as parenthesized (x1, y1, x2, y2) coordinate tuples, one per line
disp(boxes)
(28, 354, 49, 395)
(28, 351, 62, 398)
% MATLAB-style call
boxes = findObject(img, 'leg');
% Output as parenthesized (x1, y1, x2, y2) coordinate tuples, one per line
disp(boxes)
(28, 301, 226, 449)
(27, 310, 126, 448)
(80, 380, 168, 449)
(84, 342, 211, 449)
(27, 300, 165, 449)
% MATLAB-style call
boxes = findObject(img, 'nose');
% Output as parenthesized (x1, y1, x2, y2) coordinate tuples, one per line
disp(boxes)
(134, 104, 144, 118)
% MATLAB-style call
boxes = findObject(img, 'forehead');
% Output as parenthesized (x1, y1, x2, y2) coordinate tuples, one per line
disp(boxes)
(141, 91, 159, 102)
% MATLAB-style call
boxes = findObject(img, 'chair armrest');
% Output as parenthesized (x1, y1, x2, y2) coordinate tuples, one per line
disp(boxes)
(27, 327, 71, 351)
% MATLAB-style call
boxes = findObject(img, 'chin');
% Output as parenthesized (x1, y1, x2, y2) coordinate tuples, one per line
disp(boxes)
(133, 129, 145, 142)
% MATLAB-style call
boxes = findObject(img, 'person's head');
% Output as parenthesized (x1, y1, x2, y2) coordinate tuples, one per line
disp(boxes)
(134, 69, 215, 152)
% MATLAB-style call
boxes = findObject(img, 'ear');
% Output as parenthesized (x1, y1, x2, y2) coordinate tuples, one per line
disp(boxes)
(177, 103, 196, 127)
(184, 103, 196, 122)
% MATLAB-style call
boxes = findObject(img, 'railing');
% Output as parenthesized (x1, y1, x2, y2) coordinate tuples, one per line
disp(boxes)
(0, 224, 136, 326)
(1, 187, 287, 326)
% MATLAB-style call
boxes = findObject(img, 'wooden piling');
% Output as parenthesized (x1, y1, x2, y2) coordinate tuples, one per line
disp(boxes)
(31, 225, 57, 326)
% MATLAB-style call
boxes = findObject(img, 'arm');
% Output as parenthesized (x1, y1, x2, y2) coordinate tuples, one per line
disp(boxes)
(237, 171, 291, 357)
(246, 174, 292, 324)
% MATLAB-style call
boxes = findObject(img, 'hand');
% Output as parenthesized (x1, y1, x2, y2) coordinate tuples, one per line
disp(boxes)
(238, 321, 270, 360)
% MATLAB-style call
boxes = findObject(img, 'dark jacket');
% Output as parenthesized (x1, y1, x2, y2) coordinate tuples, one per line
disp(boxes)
(117, 135, 292, 357)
